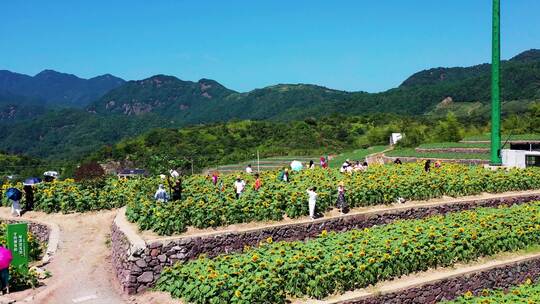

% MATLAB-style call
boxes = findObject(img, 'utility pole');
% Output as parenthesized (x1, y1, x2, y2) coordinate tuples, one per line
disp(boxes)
(490, 0, 502, 165)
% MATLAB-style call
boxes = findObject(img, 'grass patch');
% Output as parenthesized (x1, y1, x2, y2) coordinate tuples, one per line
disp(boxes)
(386, 148, 490, 160)
(463, 133, 540, 141)
(329, 146, 388, 168)
(417, 142, 489, 149)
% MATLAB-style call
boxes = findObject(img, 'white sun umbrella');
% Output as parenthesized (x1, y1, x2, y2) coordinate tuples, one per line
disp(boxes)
(290, 160, 303, 172)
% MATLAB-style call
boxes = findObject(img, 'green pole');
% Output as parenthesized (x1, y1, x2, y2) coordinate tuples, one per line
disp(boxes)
(490, 0, 502, 165)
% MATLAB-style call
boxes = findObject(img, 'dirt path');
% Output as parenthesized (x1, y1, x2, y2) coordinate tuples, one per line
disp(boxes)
(0, 208, 181, 304)
(0, 209, 126, 304)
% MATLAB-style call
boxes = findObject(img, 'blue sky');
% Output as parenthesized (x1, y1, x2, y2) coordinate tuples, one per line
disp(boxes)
(1, 1, 539, 93)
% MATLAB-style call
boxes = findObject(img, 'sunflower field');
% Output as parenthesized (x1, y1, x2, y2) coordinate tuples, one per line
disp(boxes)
(127, 163, 540, 235)
(1, 178, 148, 213)
(443, 278, 540, 303)
(3, 163, 540, 235)
(156, 202, 540, 303)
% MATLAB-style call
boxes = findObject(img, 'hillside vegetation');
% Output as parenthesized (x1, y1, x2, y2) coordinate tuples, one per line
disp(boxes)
(0, 49, 539, 174)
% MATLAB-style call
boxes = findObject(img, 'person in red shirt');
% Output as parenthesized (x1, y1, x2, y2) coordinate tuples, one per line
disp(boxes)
(254, 173, 262, 191)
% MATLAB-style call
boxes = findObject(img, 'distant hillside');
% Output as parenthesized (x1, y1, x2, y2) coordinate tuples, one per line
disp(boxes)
(0, 92, 47, 120)
(0, 109, 171, 160)
(400, 49, 540, 88)
(87, 49, 540, 123)
(1, 49, 540, 162)
(0, 69, 125, 107)
(88, 75, 236, 122)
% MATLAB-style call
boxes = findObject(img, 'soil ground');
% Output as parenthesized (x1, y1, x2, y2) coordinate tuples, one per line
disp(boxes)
(0, 208, 179, 304)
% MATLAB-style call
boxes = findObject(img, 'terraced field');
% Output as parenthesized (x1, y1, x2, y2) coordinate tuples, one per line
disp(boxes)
(205, 156, 319, 174)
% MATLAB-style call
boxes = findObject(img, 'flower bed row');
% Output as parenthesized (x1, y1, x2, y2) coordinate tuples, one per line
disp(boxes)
(155, 202, 540, 304)
(4, 163, 540, 236)
(443, 278, 540, 303)
(128, 163, 540, 235)
(1, 178, 146, 213)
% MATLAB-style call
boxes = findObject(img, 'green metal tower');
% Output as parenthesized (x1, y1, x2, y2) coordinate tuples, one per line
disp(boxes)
(490, 0, 502, 165)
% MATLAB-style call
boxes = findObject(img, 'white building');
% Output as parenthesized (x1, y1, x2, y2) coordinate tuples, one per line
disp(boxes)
(502, 149, 540, 168)
(389, 133, 403, 145)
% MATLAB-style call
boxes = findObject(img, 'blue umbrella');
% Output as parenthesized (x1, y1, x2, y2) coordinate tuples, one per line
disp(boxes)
(23, 177, 42, 186)
(5, 188, 22, 201)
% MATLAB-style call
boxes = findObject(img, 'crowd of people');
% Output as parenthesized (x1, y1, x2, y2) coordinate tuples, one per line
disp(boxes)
(339, 159, 369, 173)
(153, 157, 442, 221)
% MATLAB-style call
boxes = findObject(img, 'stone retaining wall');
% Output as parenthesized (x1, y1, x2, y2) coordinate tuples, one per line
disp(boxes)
(415, 148, 489, 154)
(111, 193, 540, 294)
(3, 219, 50, 244)
(382, 156, 489, 165)
(348, 255, 540, 304)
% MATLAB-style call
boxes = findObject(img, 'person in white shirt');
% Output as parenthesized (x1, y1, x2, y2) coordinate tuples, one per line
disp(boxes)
(306, 187, 318, 220)
(154, 184, 169, 203)
(234, 176, 246, 199)
(245, 164, 253, 174)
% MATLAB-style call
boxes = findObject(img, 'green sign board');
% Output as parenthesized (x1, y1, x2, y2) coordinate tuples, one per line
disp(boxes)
(6, 223, 28, 274)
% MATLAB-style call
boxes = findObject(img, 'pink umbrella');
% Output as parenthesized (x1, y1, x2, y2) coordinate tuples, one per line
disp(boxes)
(0, 247, 13, 270)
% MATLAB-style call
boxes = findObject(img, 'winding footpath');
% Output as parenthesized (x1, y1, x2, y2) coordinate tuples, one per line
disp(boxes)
(0, 208, 179, 304)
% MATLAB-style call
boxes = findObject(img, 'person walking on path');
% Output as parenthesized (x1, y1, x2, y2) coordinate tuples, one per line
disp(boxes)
(167, 176, 182, 201)
(23, 185, 34, 211)
(336, 182, 348, 214)
(307, 187, 318, 220)
(254, 173, 262, 191)
(424, 159, 432, 172)
(154, 184, 169, 203)
(245, 164, 253, 174)
(234, 176, 246, 199)
(6, 188, 22, 217)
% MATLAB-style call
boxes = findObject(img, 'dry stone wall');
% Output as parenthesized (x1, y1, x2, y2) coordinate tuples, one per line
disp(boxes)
(111, 193, 540, 294)
(348, 256, 540, 304)
(4, 218, 50, 244)
(382, 156, 489, 165)
(415, 148, 489, 154)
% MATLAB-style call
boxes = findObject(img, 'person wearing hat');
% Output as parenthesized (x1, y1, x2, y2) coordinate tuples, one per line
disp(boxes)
(336, 181, 348, 214)
(234, 176, 246, 199)
(167, 177, 182, 201)
(340, 159, 351, 173)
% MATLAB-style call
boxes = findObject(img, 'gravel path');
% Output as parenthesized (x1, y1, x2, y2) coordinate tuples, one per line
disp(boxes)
(0, 208, 180, 304)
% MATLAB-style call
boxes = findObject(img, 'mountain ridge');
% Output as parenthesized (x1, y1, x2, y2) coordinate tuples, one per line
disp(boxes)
(0, 69, 125, 108)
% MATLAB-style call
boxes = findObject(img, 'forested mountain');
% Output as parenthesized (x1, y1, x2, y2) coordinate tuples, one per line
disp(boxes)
(87, 49, 540, 123)
(0, 49, 539, 164)
(0, 92, 47, 120)
(88, 75, 236, 122)
(0, 109, 170, 160)
(0, 69, 125, 108)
